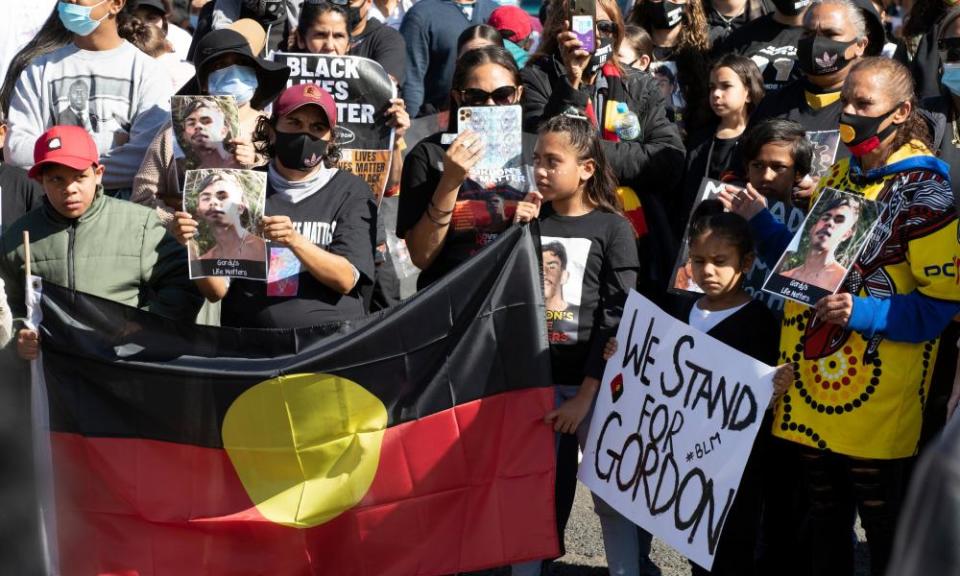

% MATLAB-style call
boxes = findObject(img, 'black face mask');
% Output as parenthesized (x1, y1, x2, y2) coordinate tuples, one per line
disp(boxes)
(838, 106, 899, 157)
(643, 0, 684, 30)
(589, 37, 614, 77)
(797, 35, 857, 76)
(274, 130, 329, 171)
(770, 0, 810, 16)
(345, 4, 362, 32)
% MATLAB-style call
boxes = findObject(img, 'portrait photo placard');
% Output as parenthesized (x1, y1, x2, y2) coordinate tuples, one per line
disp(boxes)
(171, 95, 242, 171)
(183, 169, 268, 280)
(668, 178, 739, 295)
(762, 188, 881, 305)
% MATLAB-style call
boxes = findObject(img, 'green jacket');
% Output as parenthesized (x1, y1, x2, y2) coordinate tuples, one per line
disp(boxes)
(0, 188, 202, 323)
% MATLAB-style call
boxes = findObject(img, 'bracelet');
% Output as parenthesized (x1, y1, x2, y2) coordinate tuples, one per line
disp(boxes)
(425, 204, 452, 226)
(429, 199, 454, 215)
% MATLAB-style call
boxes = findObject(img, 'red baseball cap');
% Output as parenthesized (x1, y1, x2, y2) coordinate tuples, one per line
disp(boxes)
(273, 84, 338, 130)
(489, 6, 533, 42)
(29, 125, 100, 180)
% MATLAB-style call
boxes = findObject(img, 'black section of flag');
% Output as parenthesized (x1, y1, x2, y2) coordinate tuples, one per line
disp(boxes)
(39, 225, 549, 448)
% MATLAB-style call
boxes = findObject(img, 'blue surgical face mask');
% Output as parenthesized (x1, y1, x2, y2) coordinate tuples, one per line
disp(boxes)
(207, 65, 259, 106)
(58, 0, 110, 37)
(942, 63, 960, 97)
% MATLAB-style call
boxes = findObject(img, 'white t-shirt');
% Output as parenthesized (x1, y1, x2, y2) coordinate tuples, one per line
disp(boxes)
(367, 0, 418, 30)
(688, 299, 749, 334)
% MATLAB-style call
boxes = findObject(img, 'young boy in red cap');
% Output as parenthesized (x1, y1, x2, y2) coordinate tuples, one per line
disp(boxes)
(0, 126, 202, 360)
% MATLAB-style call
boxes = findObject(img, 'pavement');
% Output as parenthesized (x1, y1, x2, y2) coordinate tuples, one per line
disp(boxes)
(475, 481, 870, 576)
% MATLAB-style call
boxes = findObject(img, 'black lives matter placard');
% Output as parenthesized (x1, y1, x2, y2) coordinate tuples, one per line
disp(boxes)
(579, 291, 775, 570)
(275, 53, 395, 200)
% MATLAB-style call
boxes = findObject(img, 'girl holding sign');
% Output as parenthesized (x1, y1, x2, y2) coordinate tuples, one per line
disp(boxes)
(513, 114, 647, 576)
(604, 200, 791, 576)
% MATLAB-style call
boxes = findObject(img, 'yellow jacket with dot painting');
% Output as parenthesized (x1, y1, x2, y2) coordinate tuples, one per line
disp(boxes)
(753, 141, 960, 459)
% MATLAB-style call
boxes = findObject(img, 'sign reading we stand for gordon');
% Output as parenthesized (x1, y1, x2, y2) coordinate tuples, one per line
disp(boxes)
(275, 52, 395, 201)
(579, 290, 776, 570)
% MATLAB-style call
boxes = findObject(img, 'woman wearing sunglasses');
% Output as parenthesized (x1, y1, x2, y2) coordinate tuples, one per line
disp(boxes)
(397, 45, 533, 290)
(628, 0, 712, 137)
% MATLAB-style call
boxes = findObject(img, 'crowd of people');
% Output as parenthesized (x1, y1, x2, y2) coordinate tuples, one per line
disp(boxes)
(0, 0, 958, 575)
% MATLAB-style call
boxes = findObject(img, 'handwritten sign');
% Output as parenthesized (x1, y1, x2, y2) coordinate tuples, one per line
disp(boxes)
(579, 291, 775, 570)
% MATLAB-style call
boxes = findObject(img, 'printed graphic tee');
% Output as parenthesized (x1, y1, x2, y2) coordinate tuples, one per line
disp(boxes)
(4, 41, 172, 190)
(539, 205, 639, 386)
(221, 170, 377, 328)
(718, 14, 804, 94)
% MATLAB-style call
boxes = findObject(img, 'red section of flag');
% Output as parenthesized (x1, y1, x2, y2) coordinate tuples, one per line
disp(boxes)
(50, 388, 559, 576)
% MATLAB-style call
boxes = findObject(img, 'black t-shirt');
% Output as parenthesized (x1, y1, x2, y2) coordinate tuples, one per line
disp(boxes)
(539, 204, 639, 386)
(350, 18, 407, 85)
(221, 170, 377, 328)
(0, 163, 44, 235)
(396, 131, 537, 290)
(718, 14, 804, 94)
(707, 9, 749, 46)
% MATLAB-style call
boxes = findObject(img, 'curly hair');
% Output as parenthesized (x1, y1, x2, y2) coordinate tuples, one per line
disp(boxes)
(628, 0, 710, 53)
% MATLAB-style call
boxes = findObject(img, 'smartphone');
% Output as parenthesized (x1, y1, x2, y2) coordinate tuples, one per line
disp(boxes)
(570, 0, 596, 53)
(571, 15, 595, 53)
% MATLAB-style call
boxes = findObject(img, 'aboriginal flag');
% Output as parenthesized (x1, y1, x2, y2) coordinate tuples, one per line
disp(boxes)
(32, 225, 558, 576)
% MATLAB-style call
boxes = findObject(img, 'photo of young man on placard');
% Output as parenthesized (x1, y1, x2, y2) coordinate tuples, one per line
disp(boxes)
(763, 188, 880, 305)
(183, 169, 267, 280)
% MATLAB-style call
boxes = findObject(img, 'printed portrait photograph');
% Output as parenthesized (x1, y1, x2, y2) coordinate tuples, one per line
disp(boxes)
(542, 236, 591, 345)
(172, 95, 242, 170)
(764, 188, 880, 304)
(669, 179, 733, 295)
(183, 169, 268, 280)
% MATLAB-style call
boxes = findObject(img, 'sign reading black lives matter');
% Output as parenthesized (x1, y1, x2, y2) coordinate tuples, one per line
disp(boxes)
(275, 52, 395, 200)
(580, 291, 775, 570)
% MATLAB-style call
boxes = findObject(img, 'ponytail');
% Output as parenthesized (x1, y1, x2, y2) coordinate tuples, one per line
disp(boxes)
(538, 114, 622, 215)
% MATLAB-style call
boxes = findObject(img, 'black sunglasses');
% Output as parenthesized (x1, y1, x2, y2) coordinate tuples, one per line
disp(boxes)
(459, 86, 518, 106)
(597, 20, 617, 36)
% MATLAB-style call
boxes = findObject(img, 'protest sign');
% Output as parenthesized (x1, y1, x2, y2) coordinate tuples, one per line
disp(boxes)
(579, 291, 775, 570)
(668, 178, 738, 295)
(171, 95, 241, 171)
(183, 168, 267, 280)
(762, 188, 881, 305)
(274, 52, 395, 200)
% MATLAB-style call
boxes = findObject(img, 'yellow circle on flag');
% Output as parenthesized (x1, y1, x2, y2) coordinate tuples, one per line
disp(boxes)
(222, 373, 388, 528)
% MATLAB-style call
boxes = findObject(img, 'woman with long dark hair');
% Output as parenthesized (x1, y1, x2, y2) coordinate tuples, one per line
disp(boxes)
(397, 45, 532, 290)
(4, 0, 174, 197)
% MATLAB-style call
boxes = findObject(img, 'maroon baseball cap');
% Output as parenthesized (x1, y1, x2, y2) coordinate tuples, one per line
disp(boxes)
(273, 84, 338, 130)
(489, 6, 533, 42)
(28, 125, 100, 180)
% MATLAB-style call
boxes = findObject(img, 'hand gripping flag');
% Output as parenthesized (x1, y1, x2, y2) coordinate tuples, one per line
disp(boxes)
(31, 225, 559, 576)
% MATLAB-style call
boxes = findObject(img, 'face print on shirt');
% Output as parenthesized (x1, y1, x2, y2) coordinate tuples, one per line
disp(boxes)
(542, 236, 592, 345)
